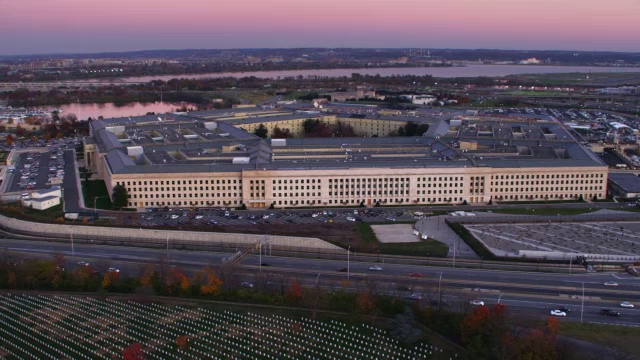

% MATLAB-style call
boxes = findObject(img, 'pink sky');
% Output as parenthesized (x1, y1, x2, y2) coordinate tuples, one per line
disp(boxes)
(1, 0, 638, 55)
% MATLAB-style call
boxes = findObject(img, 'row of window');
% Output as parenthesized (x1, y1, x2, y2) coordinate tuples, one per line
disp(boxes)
(121, 179, 240, 186)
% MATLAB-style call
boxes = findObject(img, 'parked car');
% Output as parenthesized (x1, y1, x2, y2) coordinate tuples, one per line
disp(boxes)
(550, 310, 567, 317)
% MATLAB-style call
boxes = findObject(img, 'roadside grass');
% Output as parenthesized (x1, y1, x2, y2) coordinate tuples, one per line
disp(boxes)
(490, 208, 595, 216)
(557, 322, 640, 358)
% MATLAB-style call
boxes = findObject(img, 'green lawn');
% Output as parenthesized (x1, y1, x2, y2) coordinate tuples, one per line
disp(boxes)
(81, 179, 113, 210)
(557, 322, 640, 358)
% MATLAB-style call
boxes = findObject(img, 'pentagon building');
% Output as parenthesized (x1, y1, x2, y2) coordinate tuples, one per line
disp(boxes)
(83, 108, 607, 209)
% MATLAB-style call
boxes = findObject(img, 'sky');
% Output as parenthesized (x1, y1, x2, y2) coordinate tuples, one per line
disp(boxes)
(1, 0, 639, 56)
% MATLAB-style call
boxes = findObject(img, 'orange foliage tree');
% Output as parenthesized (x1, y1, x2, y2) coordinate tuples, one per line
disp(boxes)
(175, 335, 188, 348)
(357, 289, 375, 314)
(193, 267, 223, 296)
(285, 279, 302, 304)
(165, 267, 190, 294)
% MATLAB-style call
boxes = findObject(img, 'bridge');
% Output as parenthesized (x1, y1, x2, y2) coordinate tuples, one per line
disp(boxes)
(0, 81, 145, 91)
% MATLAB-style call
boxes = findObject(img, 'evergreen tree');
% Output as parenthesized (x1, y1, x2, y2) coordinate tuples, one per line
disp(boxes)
(111, 184, 129, 209)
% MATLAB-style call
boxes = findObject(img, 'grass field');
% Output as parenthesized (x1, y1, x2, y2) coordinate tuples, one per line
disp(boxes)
(557, 322, 640, 358)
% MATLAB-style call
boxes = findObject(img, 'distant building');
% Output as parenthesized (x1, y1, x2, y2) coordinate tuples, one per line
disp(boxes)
(519, 58, 541, 65)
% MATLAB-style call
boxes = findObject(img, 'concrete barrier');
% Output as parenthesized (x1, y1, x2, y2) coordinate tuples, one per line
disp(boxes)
(0, 213, 342, 251)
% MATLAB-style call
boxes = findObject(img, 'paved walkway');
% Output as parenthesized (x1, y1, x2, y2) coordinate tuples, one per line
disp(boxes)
(415, 216, 478, 259)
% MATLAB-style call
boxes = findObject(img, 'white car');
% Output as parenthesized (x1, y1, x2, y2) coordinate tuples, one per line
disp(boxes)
(368, 266, 383, 271)
(550, 310, 567, 317)
(77, 261, 90, 266)
(346, 217, 356, 222)
(240, 282, 254, 288)
(195, 215, 203, 219)
(470, 300, 484, 306)
(603, 281, 619, 287)
(107, 267, 120, 273)
(619, 302, 634, 308)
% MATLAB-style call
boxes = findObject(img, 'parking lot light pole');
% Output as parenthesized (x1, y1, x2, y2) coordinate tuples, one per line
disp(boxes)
(437, 272, 442, 308)
(581, 282, 585, 323)
(347, 246, 350, 280)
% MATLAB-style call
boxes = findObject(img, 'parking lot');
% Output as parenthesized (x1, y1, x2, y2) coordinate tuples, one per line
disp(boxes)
(132, 207, 416, 228)
(465, 217, 640, 259)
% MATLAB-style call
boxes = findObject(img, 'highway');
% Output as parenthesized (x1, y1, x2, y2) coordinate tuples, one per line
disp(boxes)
(3, 238, 639, 327)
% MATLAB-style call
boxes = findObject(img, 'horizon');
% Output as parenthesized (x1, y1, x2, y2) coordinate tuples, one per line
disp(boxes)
(2, 0, 639, 56)
(3, 46, 640, 59)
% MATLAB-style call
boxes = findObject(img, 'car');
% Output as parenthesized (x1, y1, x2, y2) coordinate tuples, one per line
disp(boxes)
(346, 217, 356, 222)
(556, 306, 571, 313)
(600, 309, 620, 316)
(619, 302, 634, 308)
(195, 215, 203, 220)
(337, 267, 348, 272)
(408, 273, 423, 278)
(386, 217, 396, 222)
(107, 267, 120, 273)
(368, 266, 383, 271)
(260, 263, 270, 267)
(240, 282, 254, 288)
(409, 293, 423, 300)
(550, 310, 567, 317)
(470, 300, 485, 306)
(603, 281, 619, 286)
(77, 261, 90, 266)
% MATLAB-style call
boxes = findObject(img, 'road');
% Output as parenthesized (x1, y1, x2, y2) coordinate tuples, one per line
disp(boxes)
(3, 238, 639, 327)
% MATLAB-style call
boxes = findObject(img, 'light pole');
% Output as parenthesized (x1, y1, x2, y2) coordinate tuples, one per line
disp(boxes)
(437, 272, 442, 308)
(497, 293, 503, 304)
(315, 273, 321, 287)
(347, 246, 351, 280)
(70, 231, 75, 257)
(94, 196, 107, 211)
(580, 282, 585, 323)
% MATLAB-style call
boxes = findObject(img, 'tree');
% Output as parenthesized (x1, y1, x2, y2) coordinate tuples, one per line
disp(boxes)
(122, 343, 144, 360)
(111, 184, 129, 209)
(271, 126, 292, 138)
(192, 267, 222, 295)
(357, 289, 375, 313)
(254, 124, 268, 138)
(285, 279, 302, 304)
(5, 134, 13, 147)
(165, 267, 189, 294)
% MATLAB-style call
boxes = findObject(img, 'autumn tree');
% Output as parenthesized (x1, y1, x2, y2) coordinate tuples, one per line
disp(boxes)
(285, 279, 302, 304)
(175, 335, 188, 349)
(165, 267, 190, 294)
(122, 343, 144, 360)
(5, 134, 13, 147)
(102, 270, 119, 289)
(356, 289, 375, 314)
(192, 267, 223, 295)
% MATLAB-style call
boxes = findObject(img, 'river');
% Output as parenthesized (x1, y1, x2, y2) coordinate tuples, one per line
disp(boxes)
(35, 101, 194, 120)
(107, 64, 640, 83)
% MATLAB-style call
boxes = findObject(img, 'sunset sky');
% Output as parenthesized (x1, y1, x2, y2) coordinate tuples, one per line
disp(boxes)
(1, 0, 639, 55)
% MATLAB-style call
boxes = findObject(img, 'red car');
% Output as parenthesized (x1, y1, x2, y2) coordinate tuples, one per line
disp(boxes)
(408, 273, 423, 278)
